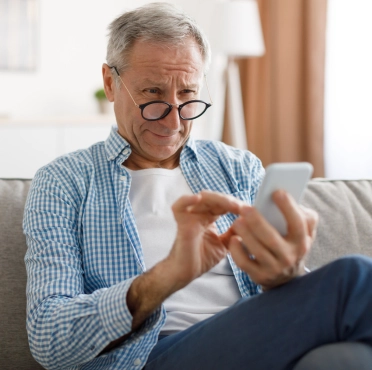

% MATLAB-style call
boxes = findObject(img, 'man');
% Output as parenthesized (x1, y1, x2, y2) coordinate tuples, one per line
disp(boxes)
(24, 3, 372, 369)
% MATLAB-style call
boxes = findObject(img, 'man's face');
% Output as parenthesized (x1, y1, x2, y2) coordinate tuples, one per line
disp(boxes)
(104, 38, 205, 169)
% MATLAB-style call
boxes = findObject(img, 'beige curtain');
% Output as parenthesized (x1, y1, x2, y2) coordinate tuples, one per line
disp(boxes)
(223, 0, 327, 177)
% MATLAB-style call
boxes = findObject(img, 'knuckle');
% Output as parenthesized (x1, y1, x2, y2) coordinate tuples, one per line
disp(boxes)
(281, 251, 300, 270)
(282, 265, 296, 277)
(261, 274, 278, 289)
(271, 265, 283, 278)
(232, 218, 247, 234)
(255, 271, 269, 286)
(266, 234, 281, 249)
(298, 237, 310, 256)
(248, 208, 262, 223)
(281, 255, 295, 270)
(312, 209, 319, 224)
(302, 206, 319, 229)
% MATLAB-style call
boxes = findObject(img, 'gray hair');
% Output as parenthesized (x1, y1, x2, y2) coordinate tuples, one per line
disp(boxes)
(106, 2, 211, 77)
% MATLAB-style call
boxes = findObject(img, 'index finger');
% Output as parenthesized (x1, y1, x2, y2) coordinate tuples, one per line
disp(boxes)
(188, 190, 243, 216)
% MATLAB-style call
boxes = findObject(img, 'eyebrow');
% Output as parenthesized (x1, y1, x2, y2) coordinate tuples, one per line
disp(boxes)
(139, 78, 200, 90)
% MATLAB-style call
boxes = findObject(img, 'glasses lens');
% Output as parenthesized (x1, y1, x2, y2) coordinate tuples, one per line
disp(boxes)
(142, 102, 171, 120)
(180, 101, 208, 119)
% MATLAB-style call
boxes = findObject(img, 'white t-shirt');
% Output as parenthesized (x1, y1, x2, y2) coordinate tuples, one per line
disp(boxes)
(126, 166, 241, 335)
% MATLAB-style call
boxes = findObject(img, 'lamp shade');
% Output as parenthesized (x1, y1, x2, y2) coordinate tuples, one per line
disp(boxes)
(210, 0, 265, 57)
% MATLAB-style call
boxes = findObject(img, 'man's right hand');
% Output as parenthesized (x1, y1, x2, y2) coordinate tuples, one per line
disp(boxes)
(165, 190, 243, 288)
(126, 191, 243, 332)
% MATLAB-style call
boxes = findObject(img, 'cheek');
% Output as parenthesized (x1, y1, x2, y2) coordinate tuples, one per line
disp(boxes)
(114, 101, 141, 138)
(183, 121, 193, 135)
(113, 92, 126, 117)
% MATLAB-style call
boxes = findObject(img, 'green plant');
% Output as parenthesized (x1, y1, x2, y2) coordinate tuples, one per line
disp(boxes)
(94, 88, 107, 100)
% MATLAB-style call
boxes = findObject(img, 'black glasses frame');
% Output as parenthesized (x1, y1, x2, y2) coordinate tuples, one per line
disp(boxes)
(137, 100, 212, 121)
(108, 65, 213, 121)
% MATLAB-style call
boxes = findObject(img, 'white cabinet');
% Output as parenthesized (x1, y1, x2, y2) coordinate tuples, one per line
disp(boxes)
(0, 116, 115, 178)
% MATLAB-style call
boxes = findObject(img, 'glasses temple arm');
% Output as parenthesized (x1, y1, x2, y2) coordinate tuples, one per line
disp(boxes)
(204, 74, 213, 105)
(107, 65, 139, 107)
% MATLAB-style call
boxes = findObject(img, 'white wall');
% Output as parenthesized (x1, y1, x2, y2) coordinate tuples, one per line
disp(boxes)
(0, 0, 226, 139)
(1, 0, 114, 118)
(324, 0, 372, 178)
(6, 1, 370, 180)
(0, 0, 229, 178)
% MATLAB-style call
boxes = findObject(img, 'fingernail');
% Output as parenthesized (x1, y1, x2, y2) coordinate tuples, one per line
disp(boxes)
(274, 189, 286, 199)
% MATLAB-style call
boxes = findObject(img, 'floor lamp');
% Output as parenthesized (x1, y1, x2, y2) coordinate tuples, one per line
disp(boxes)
(211, 0, 265, 150)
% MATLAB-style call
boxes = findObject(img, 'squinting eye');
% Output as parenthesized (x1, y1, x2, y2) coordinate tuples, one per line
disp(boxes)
(147, 88, 158, 94)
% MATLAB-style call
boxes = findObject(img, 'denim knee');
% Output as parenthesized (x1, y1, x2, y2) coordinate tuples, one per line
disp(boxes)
(293, 342, 372, 370)
(322, 254, 372, 280)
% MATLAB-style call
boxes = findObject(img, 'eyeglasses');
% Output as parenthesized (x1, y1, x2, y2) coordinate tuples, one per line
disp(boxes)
(108, 65, 213, 121)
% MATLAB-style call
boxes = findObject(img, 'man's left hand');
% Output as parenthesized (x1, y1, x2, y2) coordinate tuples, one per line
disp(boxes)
(227, 190, 318, 290)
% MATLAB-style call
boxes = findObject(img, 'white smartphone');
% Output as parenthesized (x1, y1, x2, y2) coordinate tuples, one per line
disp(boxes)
(253, 162, 313, 235)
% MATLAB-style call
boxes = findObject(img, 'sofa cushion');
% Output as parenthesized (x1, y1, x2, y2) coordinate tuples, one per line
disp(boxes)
(302, 179, 372, 270)
(1, 177, 372, 369)
(0, 179, 44, 369)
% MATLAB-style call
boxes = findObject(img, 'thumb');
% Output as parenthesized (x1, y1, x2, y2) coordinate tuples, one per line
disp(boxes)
(220, 227, 236, 248)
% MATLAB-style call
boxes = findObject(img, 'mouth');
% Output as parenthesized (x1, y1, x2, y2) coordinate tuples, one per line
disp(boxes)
(153, 133, 174, 138)
(149, 131, 179, 139)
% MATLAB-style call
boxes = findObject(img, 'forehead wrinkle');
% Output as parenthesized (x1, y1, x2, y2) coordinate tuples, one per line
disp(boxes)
(126, 39, 204, 89)
(128, 39, 203, 74)
(133, 60, 200, 76)
(130, 66, 203, 89)
(139, 76, 201, 89)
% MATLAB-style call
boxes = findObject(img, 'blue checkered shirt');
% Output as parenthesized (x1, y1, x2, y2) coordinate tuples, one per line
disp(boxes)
(23, 126, 265, 369)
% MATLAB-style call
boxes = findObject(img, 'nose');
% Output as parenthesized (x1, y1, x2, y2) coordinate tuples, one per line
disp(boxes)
(159, 101, 182, 130)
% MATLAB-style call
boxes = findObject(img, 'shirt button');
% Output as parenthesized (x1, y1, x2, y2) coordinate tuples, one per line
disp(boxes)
(120, 175, 126, 181)
(133, 358, 141, 366)
(123, 148, 130, 155)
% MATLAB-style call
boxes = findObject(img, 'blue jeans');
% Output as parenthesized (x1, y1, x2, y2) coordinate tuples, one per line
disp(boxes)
(293, 342, 372, 370)
(144, 255, 372, 370)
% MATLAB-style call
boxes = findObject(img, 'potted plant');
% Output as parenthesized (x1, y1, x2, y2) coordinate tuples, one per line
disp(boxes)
(94, 88, 111, 114)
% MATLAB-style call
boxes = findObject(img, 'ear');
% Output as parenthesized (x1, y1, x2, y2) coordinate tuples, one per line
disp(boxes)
(102, 63, 115, 102)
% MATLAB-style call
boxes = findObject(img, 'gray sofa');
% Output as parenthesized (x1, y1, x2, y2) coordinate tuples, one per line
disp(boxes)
(1, 178, 372, 370)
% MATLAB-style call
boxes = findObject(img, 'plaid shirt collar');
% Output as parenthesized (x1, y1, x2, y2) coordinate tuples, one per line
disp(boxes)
(104, 126, 199, 165)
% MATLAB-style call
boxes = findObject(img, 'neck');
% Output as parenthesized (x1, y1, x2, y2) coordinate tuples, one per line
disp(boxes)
(123, 154, 180, 170)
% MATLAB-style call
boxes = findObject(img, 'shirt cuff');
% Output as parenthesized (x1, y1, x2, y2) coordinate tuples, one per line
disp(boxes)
(97, 276, 165, 343)
(97, 276, 137, 341)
